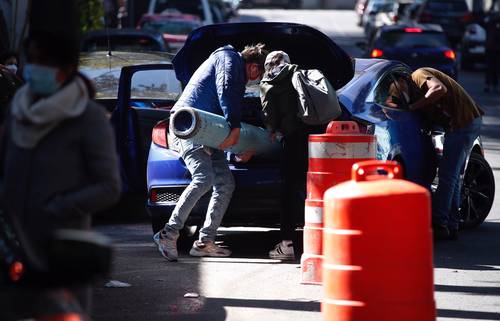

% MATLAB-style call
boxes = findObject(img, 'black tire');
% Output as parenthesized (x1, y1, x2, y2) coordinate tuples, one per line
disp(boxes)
(460, 153, 495, 228)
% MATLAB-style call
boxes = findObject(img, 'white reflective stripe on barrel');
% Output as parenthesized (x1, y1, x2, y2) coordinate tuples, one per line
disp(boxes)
(305, 206, 323, 224)
(309, 141, 376, 159)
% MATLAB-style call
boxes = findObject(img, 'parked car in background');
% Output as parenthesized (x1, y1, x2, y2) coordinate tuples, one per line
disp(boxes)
(81, 28, 169, 52)
(363, 0, 396, 40)
(460, 22, 486, 69)
(413, 0, 472, 47)
(148, 0, 229, 25)
(239, 0, 301, 9)
(362, 24, 458, 78)
(361, 0, 395, 36)
(139, 22, 492, 235)
(138, 13, 202, 52)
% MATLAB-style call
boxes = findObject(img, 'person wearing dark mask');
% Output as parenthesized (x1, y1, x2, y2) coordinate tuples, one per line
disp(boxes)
(0, 30, 121, 314)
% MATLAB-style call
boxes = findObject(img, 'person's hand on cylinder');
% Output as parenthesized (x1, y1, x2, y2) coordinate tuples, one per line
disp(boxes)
(235, 149, 255, 163)
(219, 127, 241, 150)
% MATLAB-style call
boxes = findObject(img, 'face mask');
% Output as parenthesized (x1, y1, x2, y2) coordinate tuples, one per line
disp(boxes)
(23, 63, 61, 96)
(5, 64, 17, 74)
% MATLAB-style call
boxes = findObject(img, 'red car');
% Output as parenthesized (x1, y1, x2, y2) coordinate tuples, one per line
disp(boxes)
(138, 13, 202, 52)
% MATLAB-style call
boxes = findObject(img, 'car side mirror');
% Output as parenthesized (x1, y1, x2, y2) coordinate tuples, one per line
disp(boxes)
(47, 229, 113, 286)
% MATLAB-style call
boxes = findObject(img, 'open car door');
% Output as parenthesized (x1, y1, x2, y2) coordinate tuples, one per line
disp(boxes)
(113, 64, 182, 194)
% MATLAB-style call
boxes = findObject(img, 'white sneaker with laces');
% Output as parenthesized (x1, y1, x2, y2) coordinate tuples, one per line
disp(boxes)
(269, 240, 295, 260)
(189, 240, 231, 257)
(157, 230, 179, 262)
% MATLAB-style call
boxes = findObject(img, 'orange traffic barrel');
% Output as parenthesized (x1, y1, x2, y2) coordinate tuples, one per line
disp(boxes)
(322, 160, 435, 321)
(307, 121, 376, 201)
(301, 121, 376, 285)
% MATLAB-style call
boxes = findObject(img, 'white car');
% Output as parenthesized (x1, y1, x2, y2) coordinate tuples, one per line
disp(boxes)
(460, 23, 486, 69)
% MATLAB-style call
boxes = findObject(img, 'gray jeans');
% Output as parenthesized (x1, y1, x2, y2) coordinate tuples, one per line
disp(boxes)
(164, 138, 235, 242)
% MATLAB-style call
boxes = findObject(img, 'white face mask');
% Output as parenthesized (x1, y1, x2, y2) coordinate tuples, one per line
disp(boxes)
(5, 64, 17, 74)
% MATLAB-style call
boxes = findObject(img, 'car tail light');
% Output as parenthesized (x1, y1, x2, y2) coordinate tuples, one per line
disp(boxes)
(9, 261, 24, 282)
(405, 27, 422, 33)
(419, 12, 432, 22)
(38, 313, 84, 321)
(150, 189, 158, 202)
(444, 50, 456, 60)
(371, 49, 384, 58)
(152, 120, 168, 148)
(460, 13, 472, 23)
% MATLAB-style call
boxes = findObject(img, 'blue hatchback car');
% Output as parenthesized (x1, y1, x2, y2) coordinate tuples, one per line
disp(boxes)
(115, 23, 493, 234)
(364, 23, 459, 79)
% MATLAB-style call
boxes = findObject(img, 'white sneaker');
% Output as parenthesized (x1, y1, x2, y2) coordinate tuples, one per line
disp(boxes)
(189, 240, 231, 257)
(269, 240, 295, 260)
(157, 230, 179, 262)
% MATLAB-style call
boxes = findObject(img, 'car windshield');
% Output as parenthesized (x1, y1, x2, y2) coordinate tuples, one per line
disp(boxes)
(142, 20, 200, 35)
(153, 0, 204, 20)
(425, 0, 468, 11)
(82, 35, 163, 52)
(380, 31, 448, 47)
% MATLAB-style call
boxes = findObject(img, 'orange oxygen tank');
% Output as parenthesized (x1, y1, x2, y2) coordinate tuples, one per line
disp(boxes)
(301, 121, 376, 285)
(322, 160, 435, 321)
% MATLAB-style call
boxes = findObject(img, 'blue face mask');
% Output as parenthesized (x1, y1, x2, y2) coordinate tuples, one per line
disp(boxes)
(23, 63, 61, 96)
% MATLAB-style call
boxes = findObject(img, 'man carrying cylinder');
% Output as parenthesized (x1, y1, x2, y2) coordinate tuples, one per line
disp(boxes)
(155, 44, 268, 261)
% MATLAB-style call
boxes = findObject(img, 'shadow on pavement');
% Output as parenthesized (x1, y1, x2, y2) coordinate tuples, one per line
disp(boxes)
(437, 308, 500, 320)
(205, 297, 320, 312)
(435, 284, 500, 296)
(91, 223, 227, 321)
(433, 221, 500, 271)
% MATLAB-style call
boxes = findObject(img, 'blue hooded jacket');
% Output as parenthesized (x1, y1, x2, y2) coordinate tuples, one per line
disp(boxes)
(174, 45, 247, 129)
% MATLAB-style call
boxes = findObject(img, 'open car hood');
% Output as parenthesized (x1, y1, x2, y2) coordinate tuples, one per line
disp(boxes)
(172, 22, 354, 89)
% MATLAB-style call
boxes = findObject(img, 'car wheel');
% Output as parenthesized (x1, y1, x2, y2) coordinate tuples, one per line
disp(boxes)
(460, 152, 495, 228)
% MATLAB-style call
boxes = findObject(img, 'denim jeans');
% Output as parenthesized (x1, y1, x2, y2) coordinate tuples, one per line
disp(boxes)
(164, 138, 235, 242)
(433, 117, 482, 229)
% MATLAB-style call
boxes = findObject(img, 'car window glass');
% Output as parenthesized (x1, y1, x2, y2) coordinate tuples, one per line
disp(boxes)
(424, 0, 468, 12)
(131, 70, 182, 100)
(379, 31, 448, 47)
(154, 0, 204, 20)
(374, 74, 409, 109)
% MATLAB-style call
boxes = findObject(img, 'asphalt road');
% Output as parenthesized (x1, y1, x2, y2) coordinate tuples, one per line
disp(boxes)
(92, 9, 500, 321)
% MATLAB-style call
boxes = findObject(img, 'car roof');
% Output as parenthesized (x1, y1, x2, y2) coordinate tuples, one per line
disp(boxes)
(380, 23, 443, 33)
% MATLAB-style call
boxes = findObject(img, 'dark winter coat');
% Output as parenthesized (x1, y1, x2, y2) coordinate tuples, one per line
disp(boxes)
(259, 64, 301, 135)
(1, 99, 121, 259)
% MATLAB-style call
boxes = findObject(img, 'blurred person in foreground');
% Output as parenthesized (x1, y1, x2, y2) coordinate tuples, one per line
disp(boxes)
(0, 30, 121, 313)
(260, 51, 327, 260)
(408, 67, 484, 240)
(155, 44, 268, 261)
(0, 51, 23, 127)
